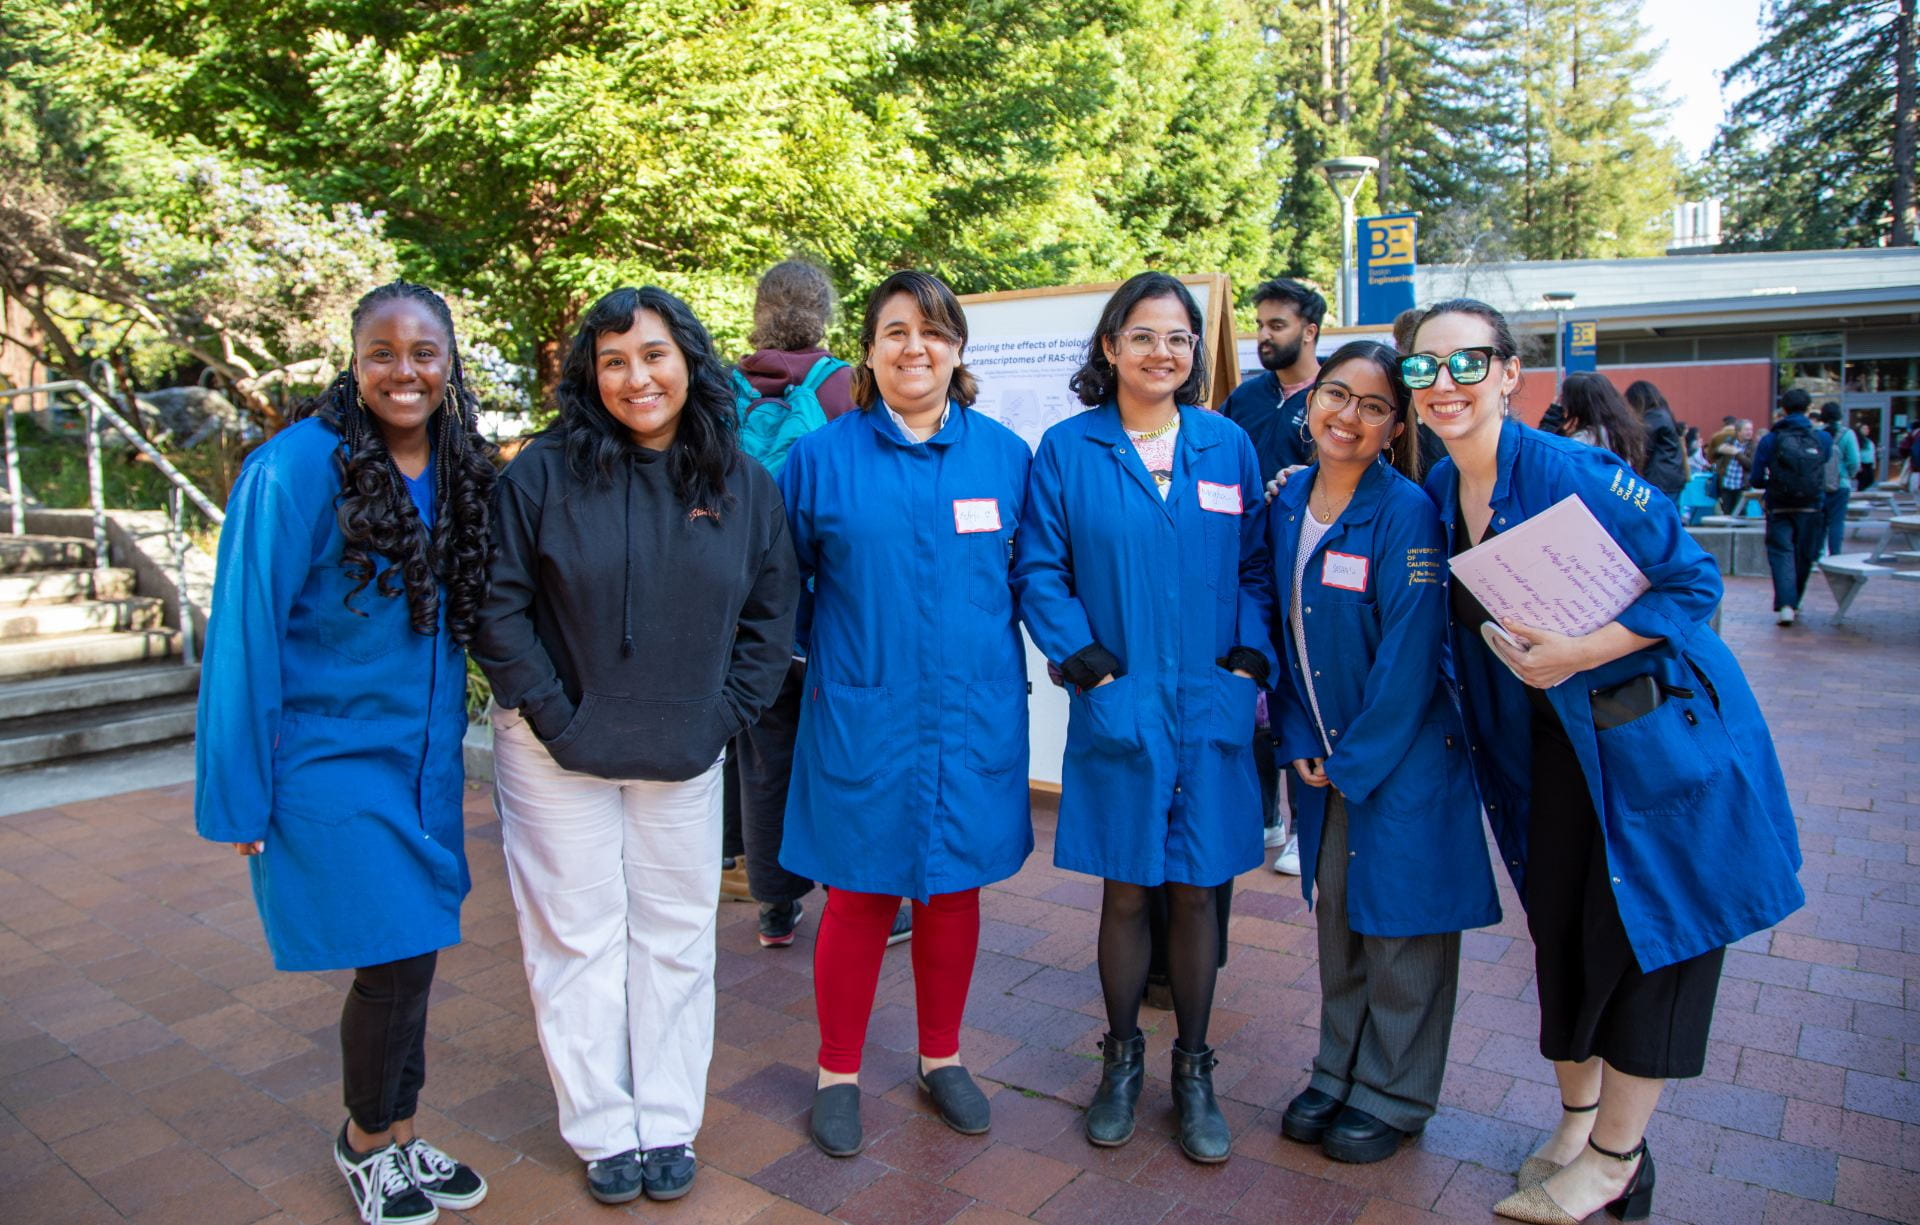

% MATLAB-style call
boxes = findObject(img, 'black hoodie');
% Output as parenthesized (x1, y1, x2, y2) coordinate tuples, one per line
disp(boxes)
(473, 433, 799, 781)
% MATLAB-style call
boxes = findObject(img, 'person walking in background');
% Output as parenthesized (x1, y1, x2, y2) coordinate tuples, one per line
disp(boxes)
(474, 286, 798, 1205)
(1405, 298, 1802, 1225)
(196, 281, 494, 1225)
(1815, 402, 1860, 558)
(1263, 341, 1499, 1165)
(1623, 381, 1687, 501)
(1015, 272, 1275, 1164)
(727, 258, 858, 948)
(779, 270, 1033, 1158)
(1750, 388, 1832, 626)
(1709, 417, 1755, 515)
(1553, 372, 1647, 475)
(1855, 425, 1876, 491)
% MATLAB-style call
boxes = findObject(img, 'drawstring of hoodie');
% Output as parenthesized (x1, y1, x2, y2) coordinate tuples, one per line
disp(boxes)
(620, 460, 636, 658)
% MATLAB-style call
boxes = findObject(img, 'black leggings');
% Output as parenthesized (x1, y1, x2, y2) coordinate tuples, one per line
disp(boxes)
(341, 950, 437, 1133)
(1099, 880, 1220, 1052)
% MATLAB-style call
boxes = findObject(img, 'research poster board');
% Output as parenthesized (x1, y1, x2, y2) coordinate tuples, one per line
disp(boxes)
(960, 274, 1235, 788)
(963, 274, 1234, 452)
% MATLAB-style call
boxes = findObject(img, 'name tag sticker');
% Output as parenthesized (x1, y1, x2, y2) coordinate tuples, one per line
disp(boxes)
(1197, 481, 1242, 515)
(1322, 551, 1369, 591)
(953, 498, 1002, 534)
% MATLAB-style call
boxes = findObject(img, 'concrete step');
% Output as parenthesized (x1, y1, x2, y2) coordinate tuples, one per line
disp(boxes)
(0, 535, 96, 574)
(0, 567, 136, 608)
(0, 696, 196, 770)
(0, 596, 166, 641)
(0, 662, 200, 722)
(0, 629, 179, 681)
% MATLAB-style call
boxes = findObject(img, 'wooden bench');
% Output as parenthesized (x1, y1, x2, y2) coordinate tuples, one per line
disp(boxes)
(1818, 553, 1895, 620)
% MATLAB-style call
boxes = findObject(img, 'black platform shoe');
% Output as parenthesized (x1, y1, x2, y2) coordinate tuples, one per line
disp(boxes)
(1280, 1086, 1346, 1144)
(1170, 1044, 1230, 1163)
(1322, 1103, 1417, 1164)
(1085, 1030, 1146, 1147)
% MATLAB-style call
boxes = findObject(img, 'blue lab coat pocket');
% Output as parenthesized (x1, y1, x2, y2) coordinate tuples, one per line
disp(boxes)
(965, 679, 1028, 775)
(811, 681, 896, 787)
(1210, 669, 1258, 750)
(1071, 674, 1141, 754)
(1594, 698, 1730, 820)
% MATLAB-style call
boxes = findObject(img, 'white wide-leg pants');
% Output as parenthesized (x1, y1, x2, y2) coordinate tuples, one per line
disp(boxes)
(491, 706, 722, 1160)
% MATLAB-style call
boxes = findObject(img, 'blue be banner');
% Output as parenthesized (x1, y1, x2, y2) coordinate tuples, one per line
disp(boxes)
(1356, 213, 1418, 325)
(1564, 319, 1598, 373)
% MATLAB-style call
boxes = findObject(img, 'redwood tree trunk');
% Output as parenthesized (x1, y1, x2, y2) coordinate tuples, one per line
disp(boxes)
(1896, 0, 1917, 245)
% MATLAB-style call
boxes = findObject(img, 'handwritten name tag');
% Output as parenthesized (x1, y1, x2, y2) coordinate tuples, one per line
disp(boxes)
(953, 498, 1002, 534)
(1322, 551, 1369, 592)
(1197, 481, 1242, 515)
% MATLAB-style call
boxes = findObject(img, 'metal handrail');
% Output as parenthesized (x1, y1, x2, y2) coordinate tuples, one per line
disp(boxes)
(1, 378, 226, 536)
(2, 376, 223, 670)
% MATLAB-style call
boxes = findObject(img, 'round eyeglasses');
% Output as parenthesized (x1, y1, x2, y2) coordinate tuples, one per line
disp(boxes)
(1119, 328, 1199, 357)
(1310, 383, 1397, 427)
(1399, 347, 1497, 390)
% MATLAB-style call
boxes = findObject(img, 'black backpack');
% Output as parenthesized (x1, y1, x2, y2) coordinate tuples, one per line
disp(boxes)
(1768, 426, 1824, 508)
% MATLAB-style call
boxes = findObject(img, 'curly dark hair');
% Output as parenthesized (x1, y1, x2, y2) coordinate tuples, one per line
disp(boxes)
(297, 281, 497, 645)
(551, 285, 738, 517)
(1069, 272, 1210, 408)
(748, 259, 837, 351)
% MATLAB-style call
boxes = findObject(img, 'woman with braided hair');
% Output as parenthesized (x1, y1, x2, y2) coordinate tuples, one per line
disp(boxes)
(196, 281, 494, 1225)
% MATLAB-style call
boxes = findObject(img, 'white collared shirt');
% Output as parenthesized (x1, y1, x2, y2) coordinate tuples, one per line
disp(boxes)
(886, 401, 952, 444)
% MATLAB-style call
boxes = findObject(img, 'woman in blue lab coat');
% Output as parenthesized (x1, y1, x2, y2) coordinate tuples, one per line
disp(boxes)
(195, 282, 493, 1225)
(1405, 300, 1802, 1225)
(779, 269, 1033, 1158)
(1263, 340, 1499, 1165)
(1012, 271, 1274, 1164)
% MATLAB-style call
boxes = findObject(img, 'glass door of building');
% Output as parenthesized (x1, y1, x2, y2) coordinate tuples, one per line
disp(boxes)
(1843, 394, 1919, 482)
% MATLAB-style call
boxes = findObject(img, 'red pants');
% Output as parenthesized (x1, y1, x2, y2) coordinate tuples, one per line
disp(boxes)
(814, 887, 981, 1074)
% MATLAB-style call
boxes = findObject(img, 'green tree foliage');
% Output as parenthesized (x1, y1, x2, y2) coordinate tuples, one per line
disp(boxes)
(1503, 0, 1680, 260)
(4, 0, 1708, 412)
(1, 5, 419, 421)
(1709, 0, 1917, 250)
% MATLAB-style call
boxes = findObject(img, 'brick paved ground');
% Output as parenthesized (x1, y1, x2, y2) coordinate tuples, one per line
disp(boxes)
(0, 572, 1915, 1225)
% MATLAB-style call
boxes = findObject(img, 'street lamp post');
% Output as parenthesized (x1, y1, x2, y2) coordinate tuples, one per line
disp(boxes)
(1318, 156, 1380, 328)
(1544, 290, 1576, 398)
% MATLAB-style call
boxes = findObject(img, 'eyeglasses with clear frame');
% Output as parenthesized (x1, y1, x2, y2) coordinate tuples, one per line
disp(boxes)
(1310, 383, 1397, 427)
(1118, 328, 1200, 357)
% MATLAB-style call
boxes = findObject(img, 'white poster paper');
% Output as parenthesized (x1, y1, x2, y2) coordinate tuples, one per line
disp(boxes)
(1448, 494, 1650, 637)
(961, 279, 1217, 452)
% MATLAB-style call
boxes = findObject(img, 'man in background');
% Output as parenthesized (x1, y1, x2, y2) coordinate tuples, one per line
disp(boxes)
(1751, 389, 1832, 626)
(1224, 278, 1324, 488)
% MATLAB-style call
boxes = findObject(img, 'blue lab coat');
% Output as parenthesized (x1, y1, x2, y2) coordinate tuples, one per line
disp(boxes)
(195, 419, 470, 972)
(1264, 460, 1500, 937)
(776, 405, 1034, 900)
(1430, 420, 1804, 971)
(1013, 403, 1277, 888)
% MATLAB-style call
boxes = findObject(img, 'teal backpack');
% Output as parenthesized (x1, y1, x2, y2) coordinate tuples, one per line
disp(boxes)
(732, 356, 846, 477)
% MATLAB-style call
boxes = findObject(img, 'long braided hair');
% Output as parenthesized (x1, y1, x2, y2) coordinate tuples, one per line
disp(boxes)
(296, 281, 497, 644)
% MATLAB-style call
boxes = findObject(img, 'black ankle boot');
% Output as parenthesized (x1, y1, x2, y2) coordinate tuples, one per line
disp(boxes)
(1171, 1044, 1230, 1163)
(1085, 1031, 1146, 1147)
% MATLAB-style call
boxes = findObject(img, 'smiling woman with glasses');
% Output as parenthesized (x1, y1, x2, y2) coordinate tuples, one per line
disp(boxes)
(1013, 271, 1274, 1165)
(1408, 299, 1801, 1225)
(1260, 340, 1498, 1166)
